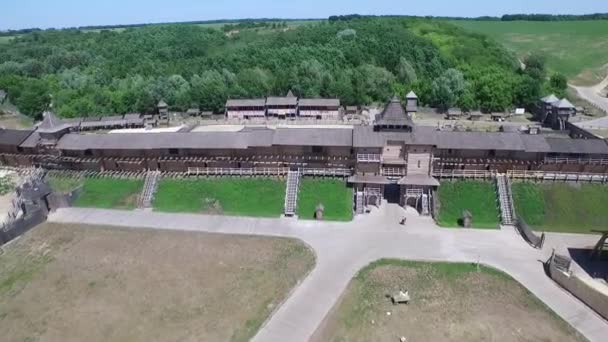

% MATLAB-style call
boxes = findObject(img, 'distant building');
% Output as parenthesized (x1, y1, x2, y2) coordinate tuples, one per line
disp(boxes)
(446, 108, 463, 120)
(225, 99, 266, 119)
(538, 94, 575, 130)
(157, 100, 169, 120)
(405, 91, 418, 114)
(345, 106, 359, 115)
(374, 96, 414, 132)
(266, 90, 297, 118)
(186, 108, 200, 117)
(298, 98, 340, 120)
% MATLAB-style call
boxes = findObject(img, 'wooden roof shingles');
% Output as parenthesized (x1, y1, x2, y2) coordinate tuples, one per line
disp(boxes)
(375, 96, 414, 127)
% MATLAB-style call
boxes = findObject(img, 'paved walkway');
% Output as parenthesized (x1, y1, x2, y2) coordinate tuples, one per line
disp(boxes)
(49, 206, 608, 342)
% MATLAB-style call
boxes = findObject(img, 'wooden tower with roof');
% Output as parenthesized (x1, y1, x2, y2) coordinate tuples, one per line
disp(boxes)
(157, 100, 169, 120)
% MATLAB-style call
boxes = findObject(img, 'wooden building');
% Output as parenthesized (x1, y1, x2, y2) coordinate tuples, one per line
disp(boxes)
(405, 91, 418, 114)
(266, 91, 298, 118)
(298, 98, 341, 120)
(225, 99, 266, 119)
(157, 100, 169, 120)
(2, 94, 608, 218)
(538, 94, 576, 130)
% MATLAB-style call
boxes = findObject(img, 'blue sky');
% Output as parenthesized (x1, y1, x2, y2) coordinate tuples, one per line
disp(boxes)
(3, 0, 608, 30)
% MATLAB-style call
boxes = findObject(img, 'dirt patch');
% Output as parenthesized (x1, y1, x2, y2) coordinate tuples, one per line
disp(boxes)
(117, 193, 139, 208)
(0, 223, 315, 342)
(314, 261, 585, 342)
(202, 197, 224, 215)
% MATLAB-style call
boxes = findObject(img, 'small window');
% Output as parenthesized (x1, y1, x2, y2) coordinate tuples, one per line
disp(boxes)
(84, 149, 93, 157)
(312, 146, 323, 154)
(169, 148, 179, 155)
(417, 160, 421, 168)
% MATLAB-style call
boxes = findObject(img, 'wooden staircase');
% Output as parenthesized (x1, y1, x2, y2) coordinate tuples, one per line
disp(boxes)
(138, 171, 160, 209)
(284, 170, 301, 217)
(496, 174, 515, 225)
(355, 191, 364, 215)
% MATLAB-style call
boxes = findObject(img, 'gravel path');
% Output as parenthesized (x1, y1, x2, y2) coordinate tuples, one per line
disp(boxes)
(49, 206, 608, 342)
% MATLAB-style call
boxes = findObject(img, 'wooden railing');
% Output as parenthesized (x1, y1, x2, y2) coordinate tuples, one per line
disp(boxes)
(507, 170, 608, 182)
(544, 157, 608, 165)
(357, 154, 381, 163)
(300, 168, 351, 177)
(381, 167, 406, 177)
(433, 170, 497, 179)
(187, 167, 290, 176)
(186, 167, 351, 177)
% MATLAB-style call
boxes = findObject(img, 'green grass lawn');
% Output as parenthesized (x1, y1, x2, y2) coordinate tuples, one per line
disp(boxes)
(452, 20, 608, 85)
(154, 178, 285, 217)
(73, 178, 143, 210)
(512, 182, 608, 233)
(296, 179, 353, 221)
(46, 176, 84, 193)
(437, 180, 500, 229)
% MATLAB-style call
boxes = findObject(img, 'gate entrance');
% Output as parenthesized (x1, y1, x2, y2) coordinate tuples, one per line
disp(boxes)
(384, 184, 400, 204)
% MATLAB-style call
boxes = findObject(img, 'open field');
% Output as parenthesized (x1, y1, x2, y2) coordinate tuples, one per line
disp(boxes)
(197, 19, 322, 29)
(436, 180, 500, 229)
(154, 178, 285, 217)
(452, 20, 608, 85)
(297, 179, 353, 221)
(315, 259, 585, 342)
(0, 36, 14, 44)
(512, 181, 608, 233)
(0, 223, 314, 342)
(72, 178, 143, 210)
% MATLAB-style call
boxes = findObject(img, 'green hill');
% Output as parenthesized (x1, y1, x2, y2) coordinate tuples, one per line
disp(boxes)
(452, 20, 608, 85)
(0, 17, 535, 118)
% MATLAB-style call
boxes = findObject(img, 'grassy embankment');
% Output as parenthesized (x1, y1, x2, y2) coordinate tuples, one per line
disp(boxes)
(296, 179, 353, 221)
(47, 176, 143, 210)
(436, 180, 500, 229)
(316, 259, 585, 341)
(154, 178, 285, 217)
(512, 182, 608, 234)
(452, 20, 608, 85)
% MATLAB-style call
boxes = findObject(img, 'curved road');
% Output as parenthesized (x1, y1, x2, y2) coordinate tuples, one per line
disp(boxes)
(49, 206, 608, 342)
(571, 75, 608, 115)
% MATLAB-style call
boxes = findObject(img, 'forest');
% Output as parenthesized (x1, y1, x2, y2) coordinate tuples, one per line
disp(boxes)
(0, 17, 566, 118)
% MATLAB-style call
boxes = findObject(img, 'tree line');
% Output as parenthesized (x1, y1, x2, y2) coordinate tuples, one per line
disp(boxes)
(0, 17, 565, 118)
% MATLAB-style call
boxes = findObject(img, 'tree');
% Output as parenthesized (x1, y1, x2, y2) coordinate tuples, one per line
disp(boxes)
(457, 87, 477, 112)
(191, 70, 227, 112)
(328, 69, 356, 105)
(474, 67, 514, 112)
(431, 68, 465, 110)
(237, 68, 272, 98)
(523, 53, 546, 81)
(514, 74, 542, 109)
(397, 57, 417, 85)
(292, 59, 331, 98)
(354, 64, 396, 103)
(15, 79, 50, 117)
(549, 73, 568, 97)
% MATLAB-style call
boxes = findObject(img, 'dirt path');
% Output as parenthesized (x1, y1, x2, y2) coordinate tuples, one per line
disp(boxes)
(47, 206, 608, 342)
(570, 74, 608, 115)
